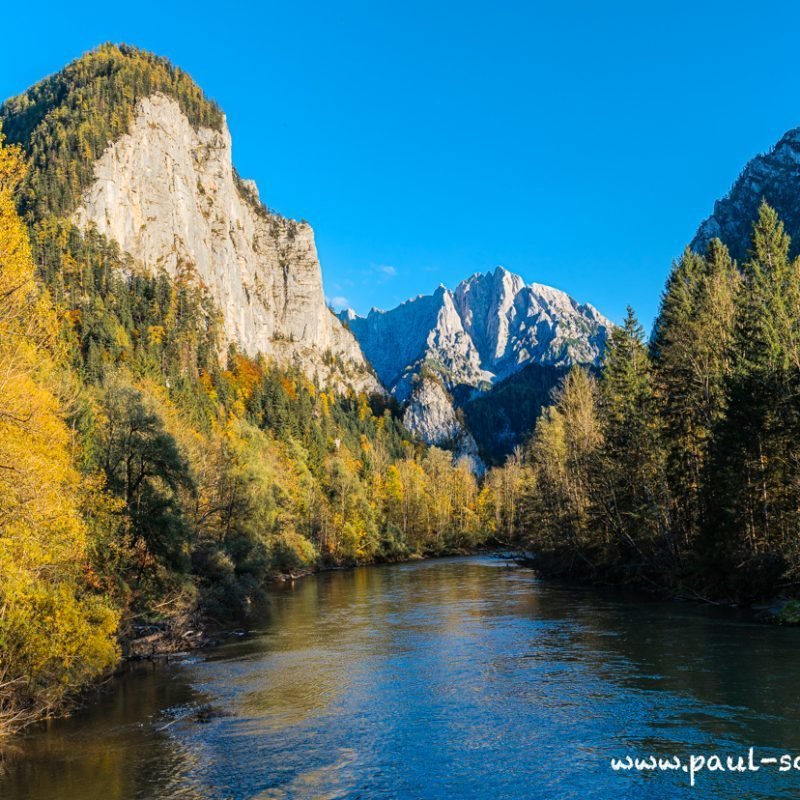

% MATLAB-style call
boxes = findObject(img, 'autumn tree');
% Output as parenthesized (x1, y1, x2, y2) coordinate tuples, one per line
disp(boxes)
(0, 135, 117, 734)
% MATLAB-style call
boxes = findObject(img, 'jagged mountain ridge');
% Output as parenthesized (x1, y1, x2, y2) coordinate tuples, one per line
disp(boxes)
(342, 285, 491, 403)
(0, 45, 379, 393)
(343, 267, 612, 460)
(348, 267, 610, 392)
(692, 126, 800, 261)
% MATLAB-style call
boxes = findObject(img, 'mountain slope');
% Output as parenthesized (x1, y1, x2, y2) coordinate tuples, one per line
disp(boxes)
(345, 285, 490, 402)
(463, 363, 573, 462)
(0, 44, 378, 393)
(692, 127, 800, 261)
(344, 267, 612, 461)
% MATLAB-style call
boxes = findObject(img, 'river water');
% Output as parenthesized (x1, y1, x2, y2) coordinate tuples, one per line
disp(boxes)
(3, 556, 800, 800)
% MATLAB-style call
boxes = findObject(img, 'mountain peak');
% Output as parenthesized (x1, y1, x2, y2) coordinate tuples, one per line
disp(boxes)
(345, 269, 611, 458)
(691, 122, 800, 261)
(0, 47, 378, 393)
(1, 43, 224, 220)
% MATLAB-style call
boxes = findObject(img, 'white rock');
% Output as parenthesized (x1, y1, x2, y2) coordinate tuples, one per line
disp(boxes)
(402, 375, 481, 463)
(73, 93, 379, 393)
(346, 265, 612, 449)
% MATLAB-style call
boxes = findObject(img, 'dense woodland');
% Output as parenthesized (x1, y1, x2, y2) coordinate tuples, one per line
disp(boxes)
(462, 363, 571, 463)
(0, 46, 495, 737)
(493, 204, 800, 604)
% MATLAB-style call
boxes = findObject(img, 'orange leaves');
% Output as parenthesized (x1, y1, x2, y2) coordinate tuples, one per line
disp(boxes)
(231, 353, 263, 402)
(280, 375, 298, 401)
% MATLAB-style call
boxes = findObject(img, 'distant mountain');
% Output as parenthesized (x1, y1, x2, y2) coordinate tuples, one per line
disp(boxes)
(342, 284, 490, 404)
(342, 267, 612, 464)
(692, 127, 800, 261)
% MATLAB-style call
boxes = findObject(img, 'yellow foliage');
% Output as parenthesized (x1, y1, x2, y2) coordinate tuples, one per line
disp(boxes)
(358, 394, 369, 421)
(0, 136, 118, 733)
(147, 324, 165, 344)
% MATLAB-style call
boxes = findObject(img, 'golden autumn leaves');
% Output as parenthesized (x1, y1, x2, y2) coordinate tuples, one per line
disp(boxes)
(0, 137, 118, 733)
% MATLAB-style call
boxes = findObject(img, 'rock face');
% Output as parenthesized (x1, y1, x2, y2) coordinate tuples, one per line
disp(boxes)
(692, 126, 800, 262)
(74, 93, 378, 392)
(343, 267, 611, 458)
(402, 376, 481, 469)
(344, 286, 491, 403)
(453, 268, 610, 374)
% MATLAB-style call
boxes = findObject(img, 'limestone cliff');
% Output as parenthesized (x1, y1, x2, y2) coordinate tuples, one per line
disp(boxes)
(344, 267, 611, 457)
(402, 375, 482, 473)
(73, 93, 378, 392)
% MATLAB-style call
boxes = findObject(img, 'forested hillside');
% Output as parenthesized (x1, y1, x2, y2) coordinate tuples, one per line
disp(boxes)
(462, 364, 571, 463)
(9, 40, 800, 745)
(0, 48, 495, 738)
(493, 204, 800, 604)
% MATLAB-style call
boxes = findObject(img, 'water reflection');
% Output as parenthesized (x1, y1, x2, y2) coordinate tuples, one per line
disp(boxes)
(4, 557, 800, 800)
(0, 660, 209, 800)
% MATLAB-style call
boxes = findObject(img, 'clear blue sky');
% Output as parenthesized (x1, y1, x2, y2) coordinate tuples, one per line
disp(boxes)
(3, 1, 800, 330)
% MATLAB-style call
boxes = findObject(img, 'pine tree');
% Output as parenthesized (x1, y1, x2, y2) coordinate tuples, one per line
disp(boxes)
(598, 307, 670, 574)
(704, 203, 800, 594)
(651, 241, 739, 553)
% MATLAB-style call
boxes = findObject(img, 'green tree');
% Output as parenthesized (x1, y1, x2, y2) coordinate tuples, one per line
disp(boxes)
(706, 203, 800, 593)
(98, 382, 193, 575)
(651, 241, 739, 553)
(599, 307, 670, 573)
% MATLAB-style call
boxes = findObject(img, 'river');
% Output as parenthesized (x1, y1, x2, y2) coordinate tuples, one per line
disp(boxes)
(2, 556, 800, 799)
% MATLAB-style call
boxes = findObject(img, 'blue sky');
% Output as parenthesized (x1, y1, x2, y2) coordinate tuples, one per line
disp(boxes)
(3, 1, 800, 330)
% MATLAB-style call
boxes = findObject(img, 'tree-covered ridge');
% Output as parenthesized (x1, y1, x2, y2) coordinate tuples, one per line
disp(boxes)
(491, 203, 800, 602)
(0, 43, 224, 220)
(462, 364, 571, 464)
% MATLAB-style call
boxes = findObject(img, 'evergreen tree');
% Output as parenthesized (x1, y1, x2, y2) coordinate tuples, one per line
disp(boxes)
(598, 307, 670, 574)
(706, 203, 800, 593)
(651, 241, 739, 554)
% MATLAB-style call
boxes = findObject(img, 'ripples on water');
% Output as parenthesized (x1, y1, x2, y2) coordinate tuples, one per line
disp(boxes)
(3, 556, 800, 800)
